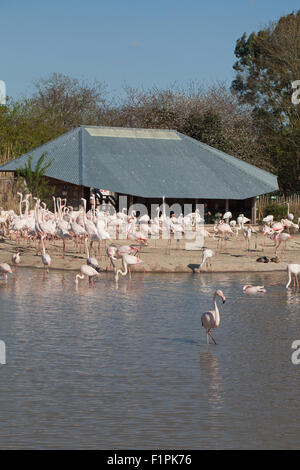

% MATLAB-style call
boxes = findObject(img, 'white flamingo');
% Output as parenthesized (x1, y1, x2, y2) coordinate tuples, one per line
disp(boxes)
(286, 264, 300, 289)
(201, 290, 226, 345)
(223, 211, 232, 224)
(41, 235, 51, 270)
(114, 253, 143, 282)
(12, 251, 21, 265)
(263, 215, 274, 225)
(84, 237, 100, 271)
(75, 264, 99, 287)
(274, 232, 292, 256)
(243, 285, 266, 294)
(200, 249, 215, 269)
(0, 263, 13, 283)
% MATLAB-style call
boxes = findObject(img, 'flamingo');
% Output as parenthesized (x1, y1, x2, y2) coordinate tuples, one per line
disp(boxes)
(286, 264, 300, 289)
(114, 253, 143, 282)
(0, 263, 13, 283)
(243, 285, 266, 294)
(223, 211, 232, 224)
(200, 249, 215, 270)
(41, 235, 51, 270)
(262, 224, 272, 248)
(243, 226, 257, 251)
(12, 251, 21, 265)
(106, 244, 136, 270)
(75, 264, 99, 287)
(106, 244, 119, 270)
(271, 221, 284, 234)
(69, 206, 86, 252)
(230, 220, 240, 237)
(237, 214, 250, 229)
(201, 290, 226, 345)
(274, 232, 292, 256)
(214, 222, 232, 250)
(84, 237, 100, 272)
(116, 245, 137, 256)
(263, 215, 274, 225)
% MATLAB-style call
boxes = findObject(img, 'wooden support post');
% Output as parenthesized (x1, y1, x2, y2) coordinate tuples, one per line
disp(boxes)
(251, 197, 257, 224)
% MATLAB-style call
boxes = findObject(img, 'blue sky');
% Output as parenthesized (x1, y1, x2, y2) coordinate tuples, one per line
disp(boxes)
(0, 0, 299, 100)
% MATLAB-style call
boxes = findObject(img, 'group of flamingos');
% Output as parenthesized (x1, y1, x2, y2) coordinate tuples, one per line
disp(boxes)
(0, 194, 299, 346)
(0, 194, 148, 285)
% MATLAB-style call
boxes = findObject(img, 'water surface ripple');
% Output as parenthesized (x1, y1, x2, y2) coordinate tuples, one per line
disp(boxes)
(0, 269, 299, 449)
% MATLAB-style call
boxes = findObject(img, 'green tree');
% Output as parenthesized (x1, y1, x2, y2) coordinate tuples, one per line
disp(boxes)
(231, 10, 300, 191)
(183, 110, 229, 151)
(16, 152, 54, 203)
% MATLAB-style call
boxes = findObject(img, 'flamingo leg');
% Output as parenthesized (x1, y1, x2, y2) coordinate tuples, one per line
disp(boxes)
(208, 330, 217, 345)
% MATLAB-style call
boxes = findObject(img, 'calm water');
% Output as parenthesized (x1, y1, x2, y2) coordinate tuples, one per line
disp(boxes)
(0, 268, 299, 449)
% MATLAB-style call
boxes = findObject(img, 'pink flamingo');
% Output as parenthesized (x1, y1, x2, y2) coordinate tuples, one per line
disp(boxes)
(75, 264, 99, 287)
(243, 285, 266, 294)
(214, 222, 232, 250)
(114, 253, 143, 283)
(274, 232, 292, 256)
(201, 290, 226, 345)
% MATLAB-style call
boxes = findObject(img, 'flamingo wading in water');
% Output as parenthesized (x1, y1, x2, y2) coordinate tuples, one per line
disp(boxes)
(114, 253, 143, 283)
(201, 290, 226, 345)
(0, 263, 13, 283)
(200, 249, 214, 270)
(41, 235, 51, 271)
(286, 264, 300, 289)
(75, 264, 99, 287)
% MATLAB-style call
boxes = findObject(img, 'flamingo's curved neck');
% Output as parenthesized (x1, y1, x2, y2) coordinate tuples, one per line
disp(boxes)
(75, 273, 85, 283)
(115, 260, 128, 282)
(53, 197, 56, 217)
(213, 293, 220, 325)
(41, 237, 46, 256)
(18, 193, 23, 217)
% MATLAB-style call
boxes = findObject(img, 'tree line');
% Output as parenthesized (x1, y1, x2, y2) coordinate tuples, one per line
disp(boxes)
(0, 10, 299, 193)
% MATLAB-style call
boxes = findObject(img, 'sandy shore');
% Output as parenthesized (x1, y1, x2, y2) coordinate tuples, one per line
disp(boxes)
(0, 227, 299, 273)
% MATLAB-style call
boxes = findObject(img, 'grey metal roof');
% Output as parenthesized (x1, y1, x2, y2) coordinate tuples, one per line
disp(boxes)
(0, 125, 278, 199)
